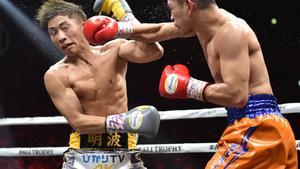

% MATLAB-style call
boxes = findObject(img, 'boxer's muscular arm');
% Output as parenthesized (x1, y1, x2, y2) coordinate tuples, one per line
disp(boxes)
(131, 22, 196, 43)
(44, 69, 106, 134)
(204, 25, 250, 108)
(107, 38, 164, 63)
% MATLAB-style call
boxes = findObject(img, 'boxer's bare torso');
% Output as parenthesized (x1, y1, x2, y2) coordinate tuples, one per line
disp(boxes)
(199, 9, 273, 95)
(48, 43, 128, 117)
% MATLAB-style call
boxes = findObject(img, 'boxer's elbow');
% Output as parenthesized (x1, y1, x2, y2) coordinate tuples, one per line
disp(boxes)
(68, 116, 88, 133)
(146, 43, 164, 61)
(153, 43, 164, 60)
(229, 90, 248, 108)
(68, 119, 81, 132)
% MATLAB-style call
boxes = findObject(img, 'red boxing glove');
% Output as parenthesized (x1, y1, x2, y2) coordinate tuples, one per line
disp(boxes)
(83, 15, 134, 45)
(159, 64, 209, 101)
(159, 64, 190, 99)
(83, 15, 118, 45)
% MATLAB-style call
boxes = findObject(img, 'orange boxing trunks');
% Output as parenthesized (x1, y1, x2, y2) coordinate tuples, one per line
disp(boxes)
(206, 94, 298, 169)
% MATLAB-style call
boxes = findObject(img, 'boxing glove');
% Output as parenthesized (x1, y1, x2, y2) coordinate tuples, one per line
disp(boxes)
(93, 0, 132, 21)
(159, 64, 210, 101)
(93, 0, 139, 24)
(83, 15, 134, 45)
(105, 105, 160, 137)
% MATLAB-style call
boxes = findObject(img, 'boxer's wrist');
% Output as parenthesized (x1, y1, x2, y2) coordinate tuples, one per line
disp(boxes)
(105, 113, 126, 133)
(116, 22, 134, 39)
(187, 77, 209, 101)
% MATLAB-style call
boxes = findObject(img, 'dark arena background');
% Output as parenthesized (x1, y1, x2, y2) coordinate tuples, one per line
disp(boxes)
(0, 0, 299, 168)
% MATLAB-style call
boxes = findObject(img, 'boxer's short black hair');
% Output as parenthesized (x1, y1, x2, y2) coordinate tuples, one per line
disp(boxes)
(36, 0, 87, 29)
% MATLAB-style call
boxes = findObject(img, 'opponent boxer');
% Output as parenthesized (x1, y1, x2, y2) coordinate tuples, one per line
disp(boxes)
(36, 0, 163, 168)
(93, 0, 298, 168)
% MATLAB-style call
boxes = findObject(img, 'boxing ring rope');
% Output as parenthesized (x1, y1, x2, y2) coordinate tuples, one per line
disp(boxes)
(1, 103, 299, 126)
(0, 103, 299, 157)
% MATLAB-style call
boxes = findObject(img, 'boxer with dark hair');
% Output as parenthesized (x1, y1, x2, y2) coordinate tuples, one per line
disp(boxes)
(36, 0, 163, 168)
(93, 0, 298, 168)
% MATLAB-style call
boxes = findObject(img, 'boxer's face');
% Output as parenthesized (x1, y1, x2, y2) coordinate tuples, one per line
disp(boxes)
(48, 15, 87, 56)
(168, 0, 192, 34)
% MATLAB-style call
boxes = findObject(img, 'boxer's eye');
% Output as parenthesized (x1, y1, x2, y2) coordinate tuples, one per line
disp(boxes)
(48, 28, 57, 36)
(60, 23, 70, 31)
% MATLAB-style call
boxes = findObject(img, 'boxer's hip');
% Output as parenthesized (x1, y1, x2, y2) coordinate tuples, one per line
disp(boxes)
(63, 132, 145, 169)
(68, 131, 138, 151)
(206, 94, 297, 168)
(62, 149, 145, 169)
(226, 94, 282, 124)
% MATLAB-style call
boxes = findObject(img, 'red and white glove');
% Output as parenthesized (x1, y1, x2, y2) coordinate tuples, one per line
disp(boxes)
(159, 64, 210, 101)
(83, 15, 133, 45)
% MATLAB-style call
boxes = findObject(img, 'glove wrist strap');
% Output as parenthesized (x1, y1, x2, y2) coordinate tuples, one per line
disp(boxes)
(187, 77, 209, 101)
(105, 113, 126, 133)
(116, 22, 134, 39)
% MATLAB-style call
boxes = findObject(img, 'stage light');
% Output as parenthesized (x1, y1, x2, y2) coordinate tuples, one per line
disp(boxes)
(0, 0, 62, 64)
(271, 17, 278, 25)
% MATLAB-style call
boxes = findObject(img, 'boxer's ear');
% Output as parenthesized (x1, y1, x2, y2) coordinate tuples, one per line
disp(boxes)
(185, 0, 196, 15)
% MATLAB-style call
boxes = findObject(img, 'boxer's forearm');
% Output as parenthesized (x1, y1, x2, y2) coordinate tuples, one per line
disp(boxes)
(69, 114, 106, 134)
(131, 22, 192, 43)
(203, 83, 248, 108)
